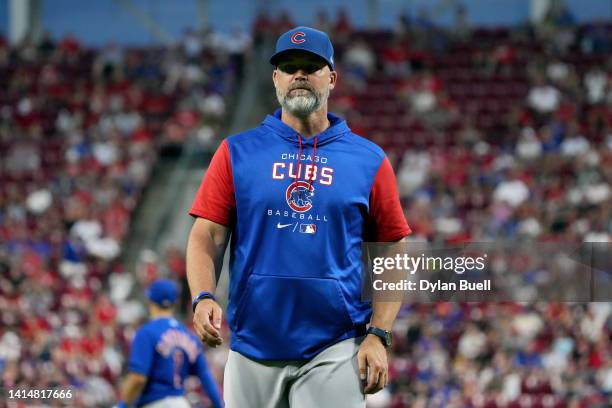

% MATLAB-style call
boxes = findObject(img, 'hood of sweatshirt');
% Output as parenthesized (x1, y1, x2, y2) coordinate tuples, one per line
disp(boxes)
(261, 108, 350, 147)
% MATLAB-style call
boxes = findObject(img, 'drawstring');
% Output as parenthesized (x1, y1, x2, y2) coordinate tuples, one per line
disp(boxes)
(295, 134, 303, 188)
(309, 136, 318, 190)
(294, 134, 318, 190)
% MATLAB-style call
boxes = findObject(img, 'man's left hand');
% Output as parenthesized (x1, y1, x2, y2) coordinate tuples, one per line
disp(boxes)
(357, 334, 388, 394)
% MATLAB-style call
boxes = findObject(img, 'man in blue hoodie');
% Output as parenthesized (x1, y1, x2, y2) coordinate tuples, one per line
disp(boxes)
(187, 26, 411, 408)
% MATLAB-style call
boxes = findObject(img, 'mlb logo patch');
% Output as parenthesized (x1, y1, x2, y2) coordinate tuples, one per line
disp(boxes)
(299, 224, 317, 234)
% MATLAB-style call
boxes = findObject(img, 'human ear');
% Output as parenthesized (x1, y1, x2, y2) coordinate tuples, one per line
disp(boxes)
(329, 71, 337, 90)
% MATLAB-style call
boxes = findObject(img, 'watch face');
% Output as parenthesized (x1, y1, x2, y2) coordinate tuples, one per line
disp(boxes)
(385, 333, 393, 347)
(369, 327, 393, 347)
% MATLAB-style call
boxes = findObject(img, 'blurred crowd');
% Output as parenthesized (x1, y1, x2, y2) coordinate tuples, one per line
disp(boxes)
(374, 302, 611, 408)
(0, 3, 610, 408)
(0, 28, 248, 405)
(327, 9, 612, 245)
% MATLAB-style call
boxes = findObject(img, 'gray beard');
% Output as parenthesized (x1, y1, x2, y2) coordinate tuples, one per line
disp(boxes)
(276, 85, 329, 118)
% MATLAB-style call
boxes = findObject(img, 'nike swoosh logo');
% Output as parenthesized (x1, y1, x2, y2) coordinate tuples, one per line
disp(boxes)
(277, 223, 294, 229)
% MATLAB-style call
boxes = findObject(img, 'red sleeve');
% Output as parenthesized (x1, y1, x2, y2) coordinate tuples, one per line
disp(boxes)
(366, 156, 412, 242)
(189, 140, 236, 227)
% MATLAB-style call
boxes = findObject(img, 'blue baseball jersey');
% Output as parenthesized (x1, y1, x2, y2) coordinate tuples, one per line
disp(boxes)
(190, 110, 410, 360)
(128, 317, 223, 407)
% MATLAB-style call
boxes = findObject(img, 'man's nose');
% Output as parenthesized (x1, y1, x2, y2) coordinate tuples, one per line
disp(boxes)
(294, 69, 309, 79)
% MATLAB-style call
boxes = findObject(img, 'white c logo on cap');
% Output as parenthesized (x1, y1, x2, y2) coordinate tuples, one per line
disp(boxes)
(290, 32, 306, 44)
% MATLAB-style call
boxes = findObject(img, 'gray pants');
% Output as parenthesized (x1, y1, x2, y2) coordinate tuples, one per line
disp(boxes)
(224, 337, 366, 408)
(141, 396, 190, 408)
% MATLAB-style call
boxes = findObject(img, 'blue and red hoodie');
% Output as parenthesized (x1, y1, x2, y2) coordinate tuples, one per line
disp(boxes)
(190, 109, 410, 361)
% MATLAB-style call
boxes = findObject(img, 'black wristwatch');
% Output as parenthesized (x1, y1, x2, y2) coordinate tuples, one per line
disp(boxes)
(367, 326, 392, 348)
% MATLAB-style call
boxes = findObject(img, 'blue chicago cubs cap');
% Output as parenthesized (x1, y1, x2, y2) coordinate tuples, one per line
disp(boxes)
(145, 279, 178, 308)
(270, 26, 335, 70)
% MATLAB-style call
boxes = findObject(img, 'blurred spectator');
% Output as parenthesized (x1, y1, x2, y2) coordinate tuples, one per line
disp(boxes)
(399, 69, 443, 114)
(534, 0, 576, 54)
(527, 76, 562, 113)
(274, 10, 295, 36)
(580, 20, 612, 55)
(333, 8, 353, 49)
(342, 40, 376, 90)
(182, 28, 204, 60)
(313, 9, 332, 34)
(222, 26, 252, 78)
(334, 7, 352, 35)
(516, 126, 543, 161)
(344, 39, 376, 76)
(452, 4, 471, 43)
(546, 58, 570, 84)
(94, 43, 124, 79)
(583, 66, 609, 105)
(252, 11, 273, 45)
(380, 38, 411, 77)
(484, 43, 518, 77)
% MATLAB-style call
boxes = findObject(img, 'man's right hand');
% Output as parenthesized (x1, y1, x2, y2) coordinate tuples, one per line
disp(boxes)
(193, 298, 223, 347)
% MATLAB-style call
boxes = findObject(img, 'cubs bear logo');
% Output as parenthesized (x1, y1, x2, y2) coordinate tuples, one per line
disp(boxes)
(286, 181, 314, 213)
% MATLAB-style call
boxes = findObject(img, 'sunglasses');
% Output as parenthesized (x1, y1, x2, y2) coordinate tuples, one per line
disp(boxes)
(277, 63, 326, 75)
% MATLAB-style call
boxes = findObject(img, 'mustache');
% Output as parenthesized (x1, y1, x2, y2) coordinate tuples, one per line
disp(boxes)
(288, 82, 315, 92)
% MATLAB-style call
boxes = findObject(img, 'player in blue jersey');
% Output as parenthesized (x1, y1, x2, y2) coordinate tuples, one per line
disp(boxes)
(117, 279, 223, 408)
(187, 26, 411, 407)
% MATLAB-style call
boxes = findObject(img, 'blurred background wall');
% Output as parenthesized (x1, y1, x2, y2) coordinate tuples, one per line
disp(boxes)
(1, 0, 612, 46)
